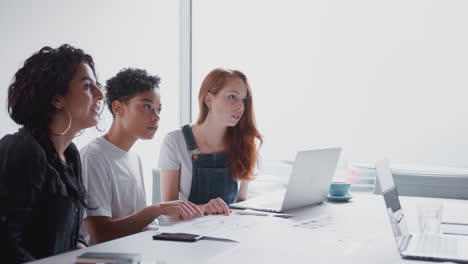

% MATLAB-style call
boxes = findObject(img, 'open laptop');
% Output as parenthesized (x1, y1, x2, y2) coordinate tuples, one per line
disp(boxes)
(230, 147, 341, 213)
(375, 159, 468, 262)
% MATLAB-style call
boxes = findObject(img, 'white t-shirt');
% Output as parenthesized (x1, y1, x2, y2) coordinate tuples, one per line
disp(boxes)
(158, 129, 199, 200)
(80, 137, 148, 219)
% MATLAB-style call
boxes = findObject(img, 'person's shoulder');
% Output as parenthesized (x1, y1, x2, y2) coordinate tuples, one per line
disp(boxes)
(162, 129, 185, 144)
(0, 132, 47, 185)
(128, 149, 142, 163)
(0, 132, 46, 162)
(80, 137, 106, 153)
(79, 137, 109, 162)
(166, 129, 183, 139)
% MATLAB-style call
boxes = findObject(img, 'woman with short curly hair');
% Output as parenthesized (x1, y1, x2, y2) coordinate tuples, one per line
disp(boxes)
(0, 44, 104, 263)
(80, 68, 202, 245)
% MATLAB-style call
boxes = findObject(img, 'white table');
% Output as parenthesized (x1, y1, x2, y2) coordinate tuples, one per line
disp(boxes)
(28, 193, 467, 264)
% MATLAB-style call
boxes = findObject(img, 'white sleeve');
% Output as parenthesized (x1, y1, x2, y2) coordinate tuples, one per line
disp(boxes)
(81, 148, 112, 218)
(158, 133, 181, 171)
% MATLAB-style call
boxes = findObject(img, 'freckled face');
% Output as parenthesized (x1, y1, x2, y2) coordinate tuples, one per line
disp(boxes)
(208, 77, 248, 127)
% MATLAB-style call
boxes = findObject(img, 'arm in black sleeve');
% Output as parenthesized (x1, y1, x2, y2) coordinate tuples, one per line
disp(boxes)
(0, 135, 47, 263)
(67, 143, 88, 248)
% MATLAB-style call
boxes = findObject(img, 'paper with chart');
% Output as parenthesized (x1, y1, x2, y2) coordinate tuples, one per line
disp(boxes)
(292, 215, 334, 230)
(160, 214, 289, 241)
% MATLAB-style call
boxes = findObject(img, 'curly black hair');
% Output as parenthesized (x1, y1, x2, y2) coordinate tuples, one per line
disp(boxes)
(105, 68, 161, 117)
(8, 44, 99, 133)
(7, 44, 98, 209)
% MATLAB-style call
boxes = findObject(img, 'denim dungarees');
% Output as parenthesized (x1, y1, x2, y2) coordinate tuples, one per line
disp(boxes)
(182, 125, 238, 205)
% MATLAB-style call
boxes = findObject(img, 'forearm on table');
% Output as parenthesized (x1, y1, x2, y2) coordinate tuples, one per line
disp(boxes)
(86, 205, 160, 243)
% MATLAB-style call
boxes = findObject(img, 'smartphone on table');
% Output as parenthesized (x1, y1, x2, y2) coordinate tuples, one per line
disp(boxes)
(152, 232, 203, 242)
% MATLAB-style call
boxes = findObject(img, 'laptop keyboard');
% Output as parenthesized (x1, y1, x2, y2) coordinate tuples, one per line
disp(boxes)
(415, 235, 458, 256)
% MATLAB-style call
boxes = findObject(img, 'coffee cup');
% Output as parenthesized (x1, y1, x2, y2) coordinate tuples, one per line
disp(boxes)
(329, 182, 351, 197)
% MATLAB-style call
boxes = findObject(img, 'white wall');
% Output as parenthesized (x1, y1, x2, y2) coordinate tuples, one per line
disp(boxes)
(192, 0, 468, 167)
(0, 0, 181, 202)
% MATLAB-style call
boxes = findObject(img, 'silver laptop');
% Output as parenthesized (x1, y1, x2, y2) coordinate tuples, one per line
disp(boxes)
(375, 159, 468, 262)
(230, 147, 341, 213)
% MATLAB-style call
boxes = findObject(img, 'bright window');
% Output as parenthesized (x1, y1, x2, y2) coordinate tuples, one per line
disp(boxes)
(192, 0, 468, 170)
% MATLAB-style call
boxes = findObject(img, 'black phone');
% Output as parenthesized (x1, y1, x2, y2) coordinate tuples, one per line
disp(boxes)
(152, 232, 203, 242)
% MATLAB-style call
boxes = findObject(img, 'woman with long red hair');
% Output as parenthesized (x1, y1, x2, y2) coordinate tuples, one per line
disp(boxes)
(159, 68, 262, 215)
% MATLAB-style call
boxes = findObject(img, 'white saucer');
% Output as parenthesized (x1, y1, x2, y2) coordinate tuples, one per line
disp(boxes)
(327, 194, 352, 202)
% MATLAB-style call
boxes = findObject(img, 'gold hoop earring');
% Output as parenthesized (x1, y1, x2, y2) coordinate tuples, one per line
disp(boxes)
(50, 109, 72, 136)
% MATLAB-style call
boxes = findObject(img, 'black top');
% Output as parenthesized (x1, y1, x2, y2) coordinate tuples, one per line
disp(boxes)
(0, 129, 87, 263)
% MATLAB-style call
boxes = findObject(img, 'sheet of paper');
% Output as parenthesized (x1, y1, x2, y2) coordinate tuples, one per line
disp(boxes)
(233, 209, 292, 218)
(292, 215, 333, 230)
(160, 214, 289, 241)
(442, 224, 468, 236)
(442, 202, 468, 225)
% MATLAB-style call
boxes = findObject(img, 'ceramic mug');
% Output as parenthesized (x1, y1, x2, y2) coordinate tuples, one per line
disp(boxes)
(329, 182, 351, 197)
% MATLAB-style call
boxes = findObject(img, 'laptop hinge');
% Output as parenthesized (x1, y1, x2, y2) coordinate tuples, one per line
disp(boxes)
(400, 234, 412, 252)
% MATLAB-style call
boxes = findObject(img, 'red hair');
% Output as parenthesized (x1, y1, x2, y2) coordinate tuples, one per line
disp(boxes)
(197, 68, 262, 181)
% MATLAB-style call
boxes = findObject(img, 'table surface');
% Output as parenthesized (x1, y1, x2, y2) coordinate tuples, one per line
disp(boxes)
(28, 193, 467, 264)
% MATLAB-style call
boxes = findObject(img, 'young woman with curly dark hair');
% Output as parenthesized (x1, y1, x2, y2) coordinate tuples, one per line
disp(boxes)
(0, 44, 104, 263)
(159, 68, 263, 216)
(80, 68, 202, 245)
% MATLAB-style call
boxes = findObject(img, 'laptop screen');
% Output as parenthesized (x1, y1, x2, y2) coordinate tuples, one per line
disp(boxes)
(375, 159, 409, 249)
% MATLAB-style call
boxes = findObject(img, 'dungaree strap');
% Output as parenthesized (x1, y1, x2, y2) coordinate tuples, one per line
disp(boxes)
(181, 125, 197, 151)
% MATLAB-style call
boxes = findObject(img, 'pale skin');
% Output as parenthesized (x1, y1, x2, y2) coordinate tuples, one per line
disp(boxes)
(83, 89, 203, 244)
(48, 63, 104, 248)
(161, 77, 250, 217)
